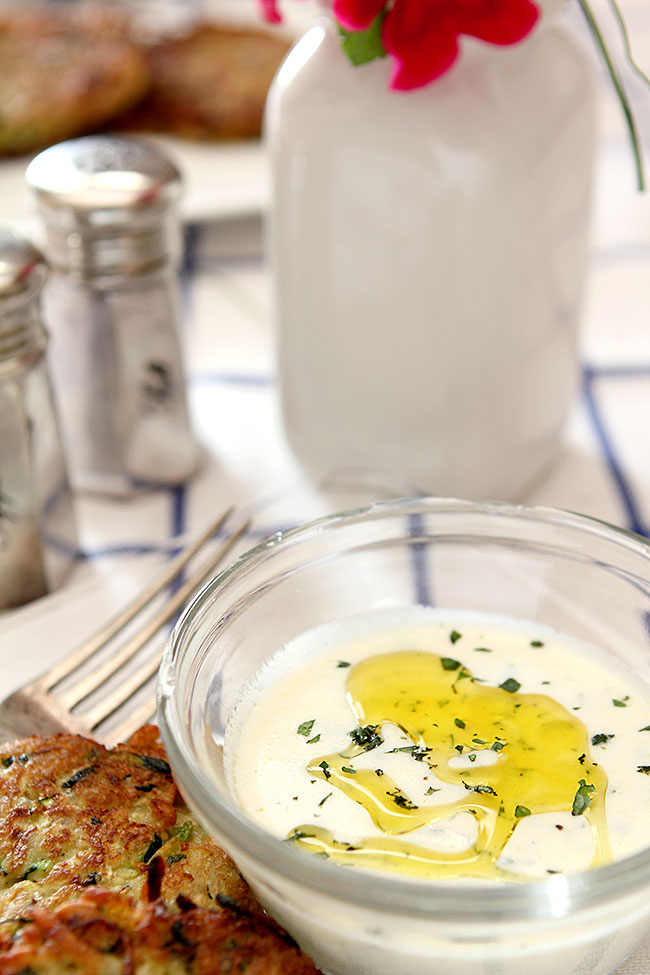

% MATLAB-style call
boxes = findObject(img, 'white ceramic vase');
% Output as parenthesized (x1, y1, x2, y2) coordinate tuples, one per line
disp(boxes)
(266, 5, 596, 501)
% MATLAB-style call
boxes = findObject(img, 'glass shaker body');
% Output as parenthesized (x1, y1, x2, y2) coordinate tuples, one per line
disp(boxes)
(42, 263, 198, 496)
(0, 231, 77, 609)
(27, 135, 200, 498)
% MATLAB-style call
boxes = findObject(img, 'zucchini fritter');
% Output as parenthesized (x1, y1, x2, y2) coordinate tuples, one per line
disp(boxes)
(120, 24, 291, 140)
(0, 886, 320, 974)
(0, 727, 257, 920)
(0, 3, 149, 155)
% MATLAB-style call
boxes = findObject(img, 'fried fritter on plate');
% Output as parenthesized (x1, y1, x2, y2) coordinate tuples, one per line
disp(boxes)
(0, 886, 319, 975)
(120, 24, 291, 140)
(0, 726, 321, 972)
(0, 725, 258, 920)
(0, 2, 149, 155)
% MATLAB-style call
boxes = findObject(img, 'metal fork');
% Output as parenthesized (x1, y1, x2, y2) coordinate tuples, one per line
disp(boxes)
(0, 508, 250, 747)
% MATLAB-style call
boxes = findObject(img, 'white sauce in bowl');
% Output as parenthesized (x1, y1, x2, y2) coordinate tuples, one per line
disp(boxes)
(225, 608, 650, 881)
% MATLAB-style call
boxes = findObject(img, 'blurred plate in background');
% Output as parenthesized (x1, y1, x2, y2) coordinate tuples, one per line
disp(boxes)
(0, 135, 269, 229)
(0, 0, 320, 229)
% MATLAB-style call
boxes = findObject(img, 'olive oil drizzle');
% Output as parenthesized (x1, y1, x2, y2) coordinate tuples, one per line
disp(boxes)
(289, 650, 611, 880)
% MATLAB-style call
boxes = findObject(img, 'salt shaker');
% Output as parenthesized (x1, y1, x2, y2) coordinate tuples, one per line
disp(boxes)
(26, 136, 200, 497)
(0, 229, 78, 609)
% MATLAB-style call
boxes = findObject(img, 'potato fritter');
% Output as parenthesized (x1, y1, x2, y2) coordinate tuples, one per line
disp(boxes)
(0, 886, 320, 975)
(120, 24, 291, 140)
(0, 728, 257, 920)
(0, 3, 149, 155)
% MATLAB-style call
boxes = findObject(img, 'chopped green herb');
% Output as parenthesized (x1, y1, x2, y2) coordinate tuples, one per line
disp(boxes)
(462, 782, 497, 795)
(591, 733, 614, 746)
(386, 745, 431, 761)
(306, 734, 321, 744)
(297, 719, 316, 737)
(474, 647, 492, 653)
(449, 630, 462, 644)
(167, 853, 187, 866)
(21, 860, 49, 880)
(468, 753, 477, 762)
(375, 769, 384, 776)
(142, 834, 163, 863)
(138, 755, 171, 775)
(1, 757, 13, 768)
(425, 786, 440, 795)
(348, 724, 383, 751)
(341, 766, 356, 774)
(455, 744, 464, 753)
(572, 779, 596, 816)
(637, 766, 650, 774)
(172, 822, 193, 842)
(613, 697, 629, 708)
(499, 678, 521, 694)
(639, 725, 650, 732)
(491, 741, 505, 752)
(286, 829, 313, 843)
(337, 661, 351, 668)
(441, 657, 461, 671)
(319, 761, 331, 780)
(318, 793, 332, 807)
(61, 766, 97, 790)
(453, 668, 472, 687)
(472, 738, 487, 745)
(515, 805, 531, 817)
(530, 640, 544, 647)
(387, 790, 418, 810)
(454, 718, 465, 729)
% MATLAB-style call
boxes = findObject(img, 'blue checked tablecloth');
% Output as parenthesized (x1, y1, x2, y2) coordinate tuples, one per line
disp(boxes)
(1, 1, 650, 969)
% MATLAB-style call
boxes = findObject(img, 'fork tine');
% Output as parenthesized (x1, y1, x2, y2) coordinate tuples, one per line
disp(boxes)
(103, 691, 158, 747)
(43, 507, 234, 691)
(73, 519, 250, 726)
(86, 653, 161, 733)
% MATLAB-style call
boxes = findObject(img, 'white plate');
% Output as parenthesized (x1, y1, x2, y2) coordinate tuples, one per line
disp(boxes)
(0, 135, 269, 231)
(0, 0, 323, 230)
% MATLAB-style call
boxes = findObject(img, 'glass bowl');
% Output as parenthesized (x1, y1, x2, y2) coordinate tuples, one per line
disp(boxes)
(158, 498, 650, 975)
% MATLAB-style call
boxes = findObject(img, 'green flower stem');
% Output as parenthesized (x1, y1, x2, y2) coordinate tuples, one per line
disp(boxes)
(576, 0, 645, 191)
(607, 0, 650, 89)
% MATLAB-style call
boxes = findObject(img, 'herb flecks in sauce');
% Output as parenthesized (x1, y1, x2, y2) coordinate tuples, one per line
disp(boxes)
(290, 649, 610, 880)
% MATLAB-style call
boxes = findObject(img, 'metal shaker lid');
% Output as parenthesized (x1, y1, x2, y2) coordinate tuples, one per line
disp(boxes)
(26, 136, 182, 278)
(0, 228, 46, 299)
(0, 228, 47, 358)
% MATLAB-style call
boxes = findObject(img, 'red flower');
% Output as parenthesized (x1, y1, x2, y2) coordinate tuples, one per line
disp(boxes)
(382, 0, 540, 90)
(258, 0, 540, 90)
(382, 0, 459, 90)
(332, 0, 386, 30)
(258, 0, 282, 23)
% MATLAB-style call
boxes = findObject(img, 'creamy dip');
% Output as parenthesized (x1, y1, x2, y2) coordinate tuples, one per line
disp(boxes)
(225, 608, 650, 881)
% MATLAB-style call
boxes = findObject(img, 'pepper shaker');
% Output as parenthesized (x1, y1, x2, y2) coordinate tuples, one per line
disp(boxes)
(0, 229, 78, 609)
(26, 136, 200, 497)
